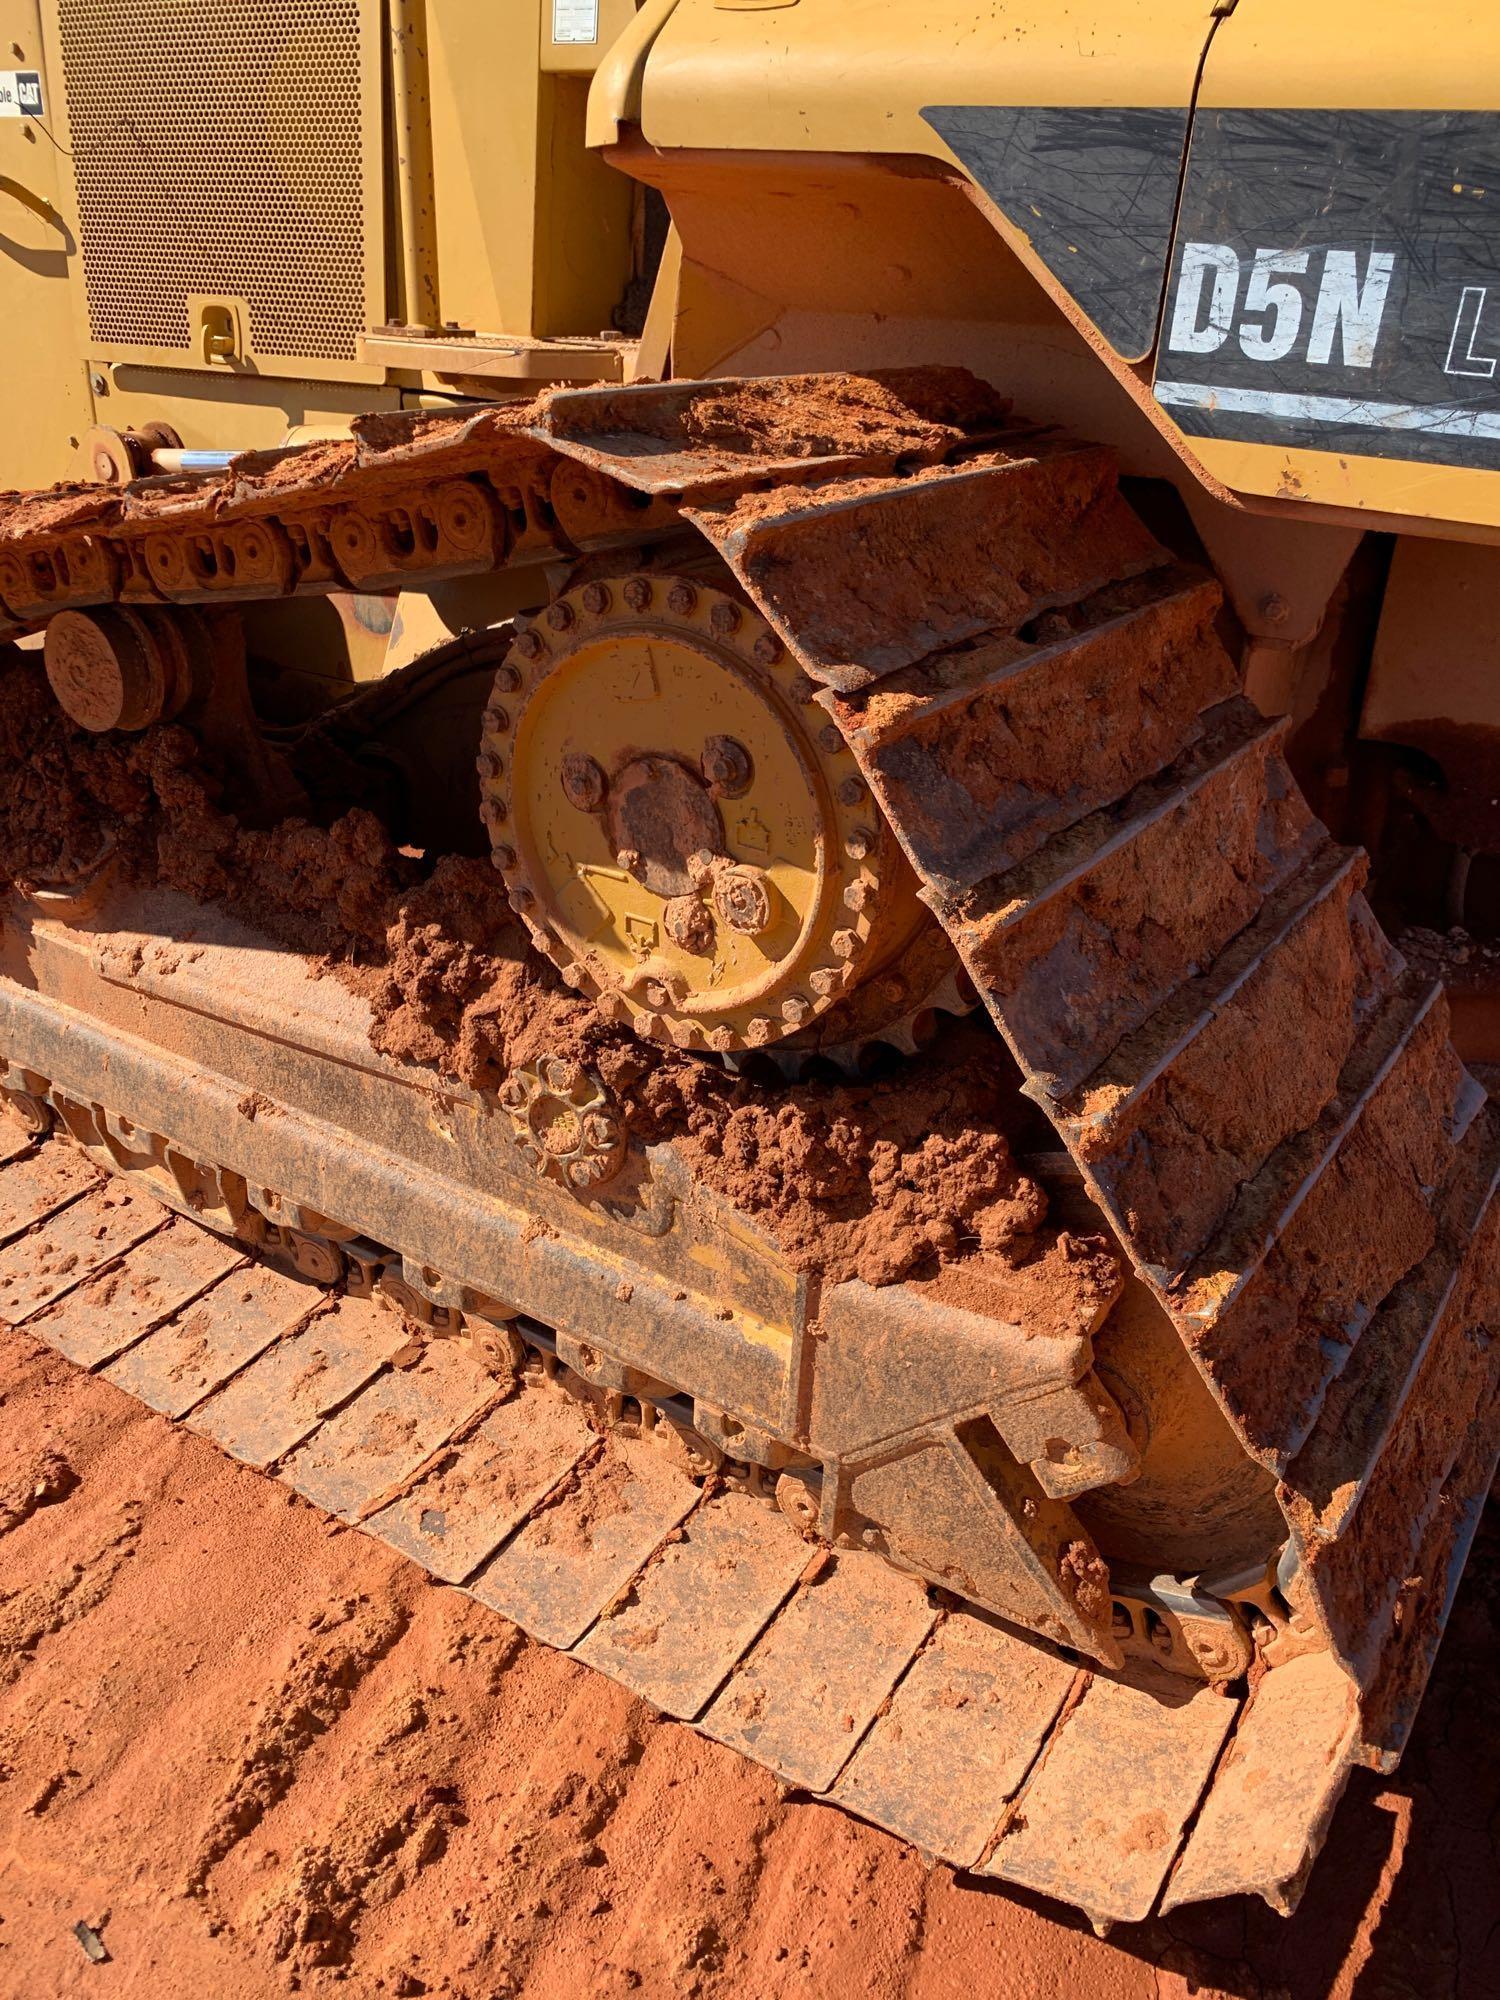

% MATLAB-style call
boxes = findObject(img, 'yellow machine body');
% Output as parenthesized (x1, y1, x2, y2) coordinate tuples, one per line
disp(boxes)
(1, 0, 1498, 1935)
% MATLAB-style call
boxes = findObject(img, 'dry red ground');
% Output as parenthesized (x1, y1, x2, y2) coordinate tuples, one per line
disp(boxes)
(1, 1306, 1496, 2000)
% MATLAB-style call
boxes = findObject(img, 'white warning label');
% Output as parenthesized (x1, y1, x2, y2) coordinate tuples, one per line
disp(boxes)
(552, 0, 600, 46)
(0, 69, 43, 118)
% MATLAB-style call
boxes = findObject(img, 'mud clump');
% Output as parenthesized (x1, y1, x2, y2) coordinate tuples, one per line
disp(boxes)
(559, 366, 1011, 460)
(0, 649, 1114, 1293)
(625, 1024, 1052, 1287)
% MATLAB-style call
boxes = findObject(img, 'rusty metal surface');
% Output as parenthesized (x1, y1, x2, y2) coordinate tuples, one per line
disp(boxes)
(1282, 1104, 1500, 1548)
(0, 1180, 163, 1323)
(281, 1340, 497, 1520)
(574, 1489, 807, 1719)
(365, 1388, 596, 1584)
(29, 1216, 244, 1369)
(829, 1610, 1079, 1866)
(469, 1435, 699, 1650)
(534, 372, 1023, 500)
(1163, 1654, 1359, 1915)
(701, 1552, 939, 1793)
(984, 1667, 1239, 1929)
(187, 1293, 410, 1467)
(828, 576, 1233, 897)
(1060, 853, 1396, 1281)
(104, 1261, 321, 1419)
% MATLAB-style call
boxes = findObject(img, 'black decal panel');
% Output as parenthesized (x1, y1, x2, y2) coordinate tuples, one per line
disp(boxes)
(1156, 110, 1500, 470)
(922, 105, 1188, 360)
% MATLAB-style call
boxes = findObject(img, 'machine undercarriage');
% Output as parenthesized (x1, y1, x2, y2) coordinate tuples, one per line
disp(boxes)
(1, 367, 1496, 1927)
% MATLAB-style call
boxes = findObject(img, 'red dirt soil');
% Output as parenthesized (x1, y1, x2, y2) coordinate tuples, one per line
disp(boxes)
(0, 648, 1105, 1297)
(1, 1302, 1496, 2000)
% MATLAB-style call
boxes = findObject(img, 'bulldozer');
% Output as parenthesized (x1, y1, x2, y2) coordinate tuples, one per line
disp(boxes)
(1, 0, 1496, 1932)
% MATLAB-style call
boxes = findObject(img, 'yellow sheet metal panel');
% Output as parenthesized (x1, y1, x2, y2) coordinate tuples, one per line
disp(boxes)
(1156, 0, 1500, 528)
(641, 0, 1218, 362)
(0, 0, 91, 488)
(1196, 0, 1500, 111)
(428, 0, 633, 339)
(427, 0, 546, 338)
(640, 0, 1218, 145)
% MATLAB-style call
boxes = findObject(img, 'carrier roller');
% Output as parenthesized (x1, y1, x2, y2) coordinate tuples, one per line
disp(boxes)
(1, 366, 1496, 1923)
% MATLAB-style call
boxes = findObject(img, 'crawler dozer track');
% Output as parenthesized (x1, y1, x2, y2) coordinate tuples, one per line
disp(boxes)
(1, 368, 1497, 1927)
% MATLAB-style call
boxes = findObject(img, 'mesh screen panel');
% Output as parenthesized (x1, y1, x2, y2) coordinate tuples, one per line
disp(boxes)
(57, 0, 371, 362)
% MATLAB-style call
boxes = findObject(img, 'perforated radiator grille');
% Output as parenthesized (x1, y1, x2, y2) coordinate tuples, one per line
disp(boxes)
(56, 0, 372, 364)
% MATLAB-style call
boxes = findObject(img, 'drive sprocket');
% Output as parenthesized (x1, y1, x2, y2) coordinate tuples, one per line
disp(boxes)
(479, 572, 929, 1051)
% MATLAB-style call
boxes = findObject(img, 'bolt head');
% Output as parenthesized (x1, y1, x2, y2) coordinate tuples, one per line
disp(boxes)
(482, 705, 509, 734)
(713, 865, 773, 938)
(701, 734, 753, 797)
(709, 601, 741, 636)
(546, 600, 574, 632)
(753, 633, 780, 665)
(623, 576, 652, 611)
(581, 582, 610, 615)
(560, 753, 607, 813)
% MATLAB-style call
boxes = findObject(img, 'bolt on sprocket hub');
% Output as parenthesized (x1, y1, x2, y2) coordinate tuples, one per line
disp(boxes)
(479, 573, 927, 1051)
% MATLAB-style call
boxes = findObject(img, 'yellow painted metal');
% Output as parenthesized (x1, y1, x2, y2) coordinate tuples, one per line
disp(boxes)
(485, 577, 921, 1052)
(426, 0, 633, 344)
(358, 328, 628, 385)
(587, 0, 684, 148)
(79, 367, 401, 460)
(36, 0, 387, 388)
(639, 0, 1217, 146)
(1, 0, 642, 492)
(1198, 0, 1500, 112)
(542, 0, 638, 77)
(0, 0, 92, 489)
(1362, 538, 1500, 747)
(627, 0, 1500, 540)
